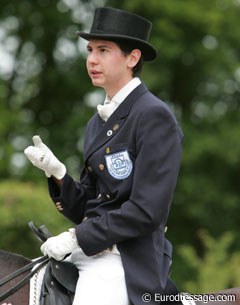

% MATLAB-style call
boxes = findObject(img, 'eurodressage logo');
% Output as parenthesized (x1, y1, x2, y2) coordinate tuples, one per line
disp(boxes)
(105, 150, 133, 180)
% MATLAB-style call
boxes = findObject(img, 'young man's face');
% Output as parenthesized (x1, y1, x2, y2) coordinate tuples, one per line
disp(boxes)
(86, 39, 139, 98)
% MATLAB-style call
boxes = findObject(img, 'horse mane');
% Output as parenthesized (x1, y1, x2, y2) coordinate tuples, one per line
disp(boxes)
(0, 250, 30, 267)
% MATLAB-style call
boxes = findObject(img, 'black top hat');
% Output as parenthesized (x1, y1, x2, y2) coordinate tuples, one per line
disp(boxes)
(76, 7, 157, 61)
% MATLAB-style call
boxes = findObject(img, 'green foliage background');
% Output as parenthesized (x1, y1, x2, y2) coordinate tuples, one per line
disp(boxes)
(0, 0, 240, 293)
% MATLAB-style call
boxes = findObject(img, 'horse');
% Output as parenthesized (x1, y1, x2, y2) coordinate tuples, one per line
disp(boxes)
(0, 250, 30, 305)
(1, 249, 240, 305)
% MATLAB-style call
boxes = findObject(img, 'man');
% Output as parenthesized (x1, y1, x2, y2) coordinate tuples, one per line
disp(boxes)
(24, 7, 183, 305)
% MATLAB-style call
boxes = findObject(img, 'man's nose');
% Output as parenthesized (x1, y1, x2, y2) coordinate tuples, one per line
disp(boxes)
(87, 51, 98, 64)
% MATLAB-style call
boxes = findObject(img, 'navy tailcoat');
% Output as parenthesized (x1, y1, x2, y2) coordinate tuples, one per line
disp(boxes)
(48, 83, 183, 304)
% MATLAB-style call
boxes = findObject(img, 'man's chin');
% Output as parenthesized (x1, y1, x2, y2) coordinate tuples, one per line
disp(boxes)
(91, 80, 104, 89)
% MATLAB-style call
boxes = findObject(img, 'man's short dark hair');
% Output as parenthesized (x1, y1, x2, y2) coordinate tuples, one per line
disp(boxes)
(114, 40, 144, 77)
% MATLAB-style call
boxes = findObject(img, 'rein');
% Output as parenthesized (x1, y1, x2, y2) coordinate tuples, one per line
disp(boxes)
(0, 255, 50, 302)
(0, 221, 52, 302)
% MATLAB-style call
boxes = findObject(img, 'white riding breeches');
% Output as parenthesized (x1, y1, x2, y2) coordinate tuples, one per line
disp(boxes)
(66, 247, 130, 305)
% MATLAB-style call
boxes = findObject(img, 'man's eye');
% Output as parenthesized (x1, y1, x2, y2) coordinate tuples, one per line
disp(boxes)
(100, 48, 108, 53)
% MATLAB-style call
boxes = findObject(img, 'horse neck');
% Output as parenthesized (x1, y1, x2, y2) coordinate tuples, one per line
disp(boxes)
(0, 250, 31, 305)
(0, 250, 30, 276)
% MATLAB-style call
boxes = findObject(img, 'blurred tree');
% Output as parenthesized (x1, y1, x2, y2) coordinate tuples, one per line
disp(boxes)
(106, 0, 240, 116)
(0, 0, 103, 180)
(0, 180, 72, 257)
(176, 230, 240, 292)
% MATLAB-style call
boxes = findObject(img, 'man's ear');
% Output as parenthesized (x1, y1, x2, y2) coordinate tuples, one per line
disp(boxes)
(128, 49, 142, 68)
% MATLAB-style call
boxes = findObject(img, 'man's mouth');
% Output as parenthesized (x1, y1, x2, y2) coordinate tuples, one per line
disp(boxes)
(90, 70, 102, 78)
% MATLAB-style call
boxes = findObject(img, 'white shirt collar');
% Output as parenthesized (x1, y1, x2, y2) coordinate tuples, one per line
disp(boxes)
(104, 77, 141, 105)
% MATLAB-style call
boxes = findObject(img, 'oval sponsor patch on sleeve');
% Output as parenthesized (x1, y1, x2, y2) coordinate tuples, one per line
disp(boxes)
(105, 150, 133, 180)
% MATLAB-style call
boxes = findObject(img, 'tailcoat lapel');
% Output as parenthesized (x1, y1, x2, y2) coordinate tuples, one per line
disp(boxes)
(84, 83, 148, 161)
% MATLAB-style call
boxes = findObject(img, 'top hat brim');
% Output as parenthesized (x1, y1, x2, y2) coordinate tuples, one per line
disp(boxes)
(76, 31, 157, 61)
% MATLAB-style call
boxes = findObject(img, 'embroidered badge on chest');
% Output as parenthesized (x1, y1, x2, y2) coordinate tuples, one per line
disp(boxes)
(105, 150, 133, 180)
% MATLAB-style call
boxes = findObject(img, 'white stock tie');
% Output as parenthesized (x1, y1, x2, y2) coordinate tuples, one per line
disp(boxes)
(97, 100, 120, 122)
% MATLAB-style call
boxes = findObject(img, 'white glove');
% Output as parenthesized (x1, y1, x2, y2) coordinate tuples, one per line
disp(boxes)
(40, 229, 79, 261)
(24, 135, 66, 180)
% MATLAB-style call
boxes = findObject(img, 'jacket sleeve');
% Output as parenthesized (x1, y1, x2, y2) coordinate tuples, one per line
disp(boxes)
(48, 167, 96, 224)
(75, 105, 183, 255)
